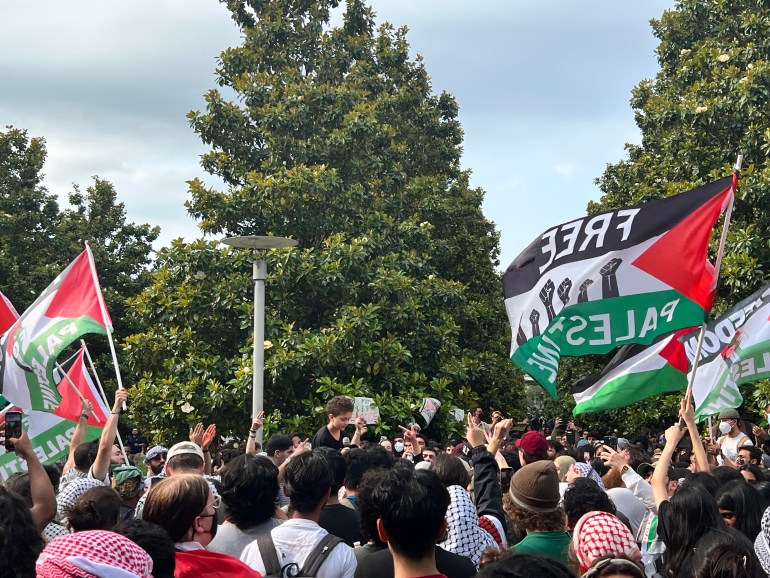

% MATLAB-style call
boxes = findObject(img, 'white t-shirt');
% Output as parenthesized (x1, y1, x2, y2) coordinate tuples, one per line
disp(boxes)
(240, 518, 356, 578)
(718, 432, 752, 463)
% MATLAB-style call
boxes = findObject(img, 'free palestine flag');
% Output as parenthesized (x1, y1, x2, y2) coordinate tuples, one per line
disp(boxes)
(571, 328, 696, 415)
(0, 250, 110, 412)
(682, 282, 770, 418)
(0, 292, 19, 333)
(504, 176, 733, 398)
(0, 410, 103, 480)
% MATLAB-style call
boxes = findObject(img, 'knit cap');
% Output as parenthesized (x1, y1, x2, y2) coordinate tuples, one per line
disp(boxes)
(508, 460, 560, 512)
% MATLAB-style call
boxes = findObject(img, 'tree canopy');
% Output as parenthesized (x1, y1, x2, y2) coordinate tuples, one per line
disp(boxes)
(124, 0, 522, 441)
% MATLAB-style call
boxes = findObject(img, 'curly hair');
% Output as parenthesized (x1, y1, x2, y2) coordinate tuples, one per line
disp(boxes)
(563, 477, 616, 530)
(0, 486, 45, 578)
(503, 493, 565, 532)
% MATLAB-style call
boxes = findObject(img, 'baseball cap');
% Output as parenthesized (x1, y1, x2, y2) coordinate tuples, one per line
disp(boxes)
(515, 431, 549, 455)
(637, 463, 654, 478)
(718, 408, 740, 420)
(166, 441, 204, 462)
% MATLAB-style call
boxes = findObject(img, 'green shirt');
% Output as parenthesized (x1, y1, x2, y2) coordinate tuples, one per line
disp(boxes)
(513, 530, 571, 565)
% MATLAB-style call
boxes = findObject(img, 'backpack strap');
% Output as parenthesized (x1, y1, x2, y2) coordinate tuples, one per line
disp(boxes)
(299, 534, 343, 576)
(256, 532, 282, 576)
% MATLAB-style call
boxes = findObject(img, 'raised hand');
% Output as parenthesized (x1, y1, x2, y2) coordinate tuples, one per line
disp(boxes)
(529, 309, 541, 336)
(251, 410, 265, 432)
(557, 278, 572, 306)
(600, 258, 622, 299)
(578, 279, 593, 303)
(539, 279, 556, 321)
(465, 412, 486, 448)
(201, 424, 217, 451)
(189, 423, 204, 446)
(600, 258, 622, 277)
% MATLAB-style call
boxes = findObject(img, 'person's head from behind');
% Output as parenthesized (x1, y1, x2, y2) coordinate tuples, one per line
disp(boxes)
(326, 395, 354, 431)
(66, 485, 122, 532)
(265, 434, 294, 466)
(314, 447, 347, 496)
(0, 486, 44, 578)
(165, 442, 205, 475)
(344, 447, 372, 492)
(74, 442, 95, 471)
(580, 554, 646, 578)
(516, 431, 549, 464)
(684, 471, 720, 497)
(142, 473, 217, 546)
(431, 453, 470, 488)
(284, 450, 334, 514)
(715, 480, 767, 540)
(571, 511, 642, 574)
(692, 526, 763, 578)
(115, 518, 176, 578)
(739, 464, 764, 486)
(474, 553, 574, 577)
(666, 483, 725, 577)
(356, 468, 391, 547)
(504, 460, 564, 533)
(563, 477, 616, 530)
(219, 453, 279, 528)
(372, 468, 450, 562)
(712, 465, 745, 488)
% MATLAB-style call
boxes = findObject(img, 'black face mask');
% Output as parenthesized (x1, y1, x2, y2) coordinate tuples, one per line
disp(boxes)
(208, 513, 218, 539)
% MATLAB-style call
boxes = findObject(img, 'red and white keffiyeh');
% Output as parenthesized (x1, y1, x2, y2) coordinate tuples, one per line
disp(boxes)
(36, 530, 153, 578)
(572, 510, 642, 573)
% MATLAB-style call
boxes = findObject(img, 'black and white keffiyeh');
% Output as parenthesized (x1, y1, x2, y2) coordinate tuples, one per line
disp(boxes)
(437, 484, 497, 568)
(754, 506, 770, 574)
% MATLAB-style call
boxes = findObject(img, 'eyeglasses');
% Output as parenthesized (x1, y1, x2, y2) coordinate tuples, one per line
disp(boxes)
(200, 494, 221, 517)
(150, 453, 167, 461)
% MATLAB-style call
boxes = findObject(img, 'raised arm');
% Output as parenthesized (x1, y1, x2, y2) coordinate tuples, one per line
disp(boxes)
(680, 396, 709, 472)
(6, 424, 56, 531)
(63, 398, 93, 473)
(351, 416, 366, 447)
(651, 423, 684, 509)
(245, 412, 263, 455)
(90, 388, 127, 481)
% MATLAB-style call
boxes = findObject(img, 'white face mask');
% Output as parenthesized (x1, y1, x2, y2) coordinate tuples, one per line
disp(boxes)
(719, 421, 732, 435)
(394, 442, 404, 453)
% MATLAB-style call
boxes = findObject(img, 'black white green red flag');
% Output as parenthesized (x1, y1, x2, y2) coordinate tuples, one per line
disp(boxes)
(683, 282, 770, 419)
(571, 328, 696, 415)
(504, 176, 734, 398)
(0, 250, 110, 412)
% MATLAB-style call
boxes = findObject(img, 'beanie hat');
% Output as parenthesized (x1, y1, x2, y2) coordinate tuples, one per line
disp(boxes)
(508, 460, 560, 512)
(572, 510, 642, 573)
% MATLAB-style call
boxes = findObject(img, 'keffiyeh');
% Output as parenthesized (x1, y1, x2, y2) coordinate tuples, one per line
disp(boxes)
(56, 478, 106, 522)
(36, 530, 153, 578)
(572, 510, 642, 573)
(572, 462, 606, 490)
(437, 484, 497, 568)
(754, 506, 770, 574)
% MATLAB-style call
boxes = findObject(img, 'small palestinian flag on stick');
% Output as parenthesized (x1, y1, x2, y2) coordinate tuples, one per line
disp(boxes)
(504, 176, 734, 398)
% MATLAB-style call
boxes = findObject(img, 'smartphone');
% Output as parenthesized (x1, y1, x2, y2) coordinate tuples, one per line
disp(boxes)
(605, 436, 618, 450)
(500, 468, 513, 492)
(566, 430, 577, 446)
(4, 411, 23, 452)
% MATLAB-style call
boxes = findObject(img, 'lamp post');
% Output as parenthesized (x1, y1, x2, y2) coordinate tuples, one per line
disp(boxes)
(221, 236, 297, 446)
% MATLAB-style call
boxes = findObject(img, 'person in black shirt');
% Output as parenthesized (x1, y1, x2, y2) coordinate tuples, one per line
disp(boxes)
(311, 396, 364, 449)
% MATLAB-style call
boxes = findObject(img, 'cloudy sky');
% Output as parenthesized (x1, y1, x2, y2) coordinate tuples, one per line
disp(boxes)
(1, 0, 672, 270)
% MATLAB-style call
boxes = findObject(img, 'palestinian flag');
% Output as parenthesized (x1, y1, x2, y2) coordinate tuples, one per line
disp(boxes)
(52, 348, 110, 427)
(0, 292, 18, 334)
(571, 328, 696, 415)
(0, 409, 103, 479)
(504, 176, 734, 398)
(683, 282, 770, 418)
(0, 250, 110, 412)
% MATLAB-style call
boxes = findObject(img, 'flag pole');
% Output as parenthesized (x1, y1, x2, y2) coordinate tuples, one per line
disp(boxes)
(80, 339, 128, 461)
(83, 242, 126, 411)
(682, 156, 741, 411)
(52, 361, 103, 424)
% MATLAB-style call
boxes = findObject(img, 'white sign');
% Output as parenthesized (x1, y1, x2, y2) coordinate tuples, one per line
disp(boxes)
(353, 397, 380, 424)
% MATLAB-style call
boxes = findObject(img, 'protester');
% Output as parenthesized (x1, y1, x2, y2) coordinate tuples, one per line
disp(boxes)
(143, 473, 260, 577)
(709, 408, 753, 467)
(59, 398, 97, 491)
(474, 554, 574, 578)
(714, 479, 767, 541)
(693, 526, 764, 578)
(89, 388, 129, 484)
(570, 510, 642, 575)
(240, 450, 357, 577)
(66, 485, 121, 532)
(145, 445, 169, 477)
(111, 465, 145, 519)
(317, 447, 365, 547)
(207, 453, 284, 558)
(0, 485, 45, 578)
(516, 430, 550, 465)
(116, 518, 177, 578)
(311, 395, 363, 450)
(36, 530, 154, 578)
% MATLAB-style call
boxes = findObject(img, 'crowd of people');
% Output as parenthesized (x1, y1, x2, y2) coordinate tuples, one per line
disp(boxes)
(3, 390, 770, 578)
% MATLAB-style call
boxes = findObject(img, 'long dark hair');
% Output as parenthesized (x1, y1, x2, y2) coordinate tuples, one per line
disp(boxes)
(0, 486, 44, 578)
(692, 526, 764, 578)
(716, 480, 768, 541)
(665, 484, 724, 578)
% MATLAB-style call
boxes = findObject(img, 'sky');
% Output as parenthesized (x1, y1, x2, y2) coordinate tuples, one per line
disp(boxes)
(0, 0, 673, 270)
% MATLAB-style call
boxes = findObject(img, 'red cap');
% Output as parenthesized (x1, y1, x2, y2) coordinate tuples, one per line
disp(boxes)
(515, 431, 549, 455)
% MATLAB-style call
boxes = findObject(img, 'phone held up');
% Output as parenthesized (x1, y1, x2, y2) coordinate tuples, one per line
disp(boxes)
(4, 411, 23, 452)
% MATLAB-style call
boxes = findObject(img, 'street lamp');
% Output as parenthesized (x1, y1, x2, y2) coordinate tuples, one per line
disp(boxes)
(221, 235, 297, 446)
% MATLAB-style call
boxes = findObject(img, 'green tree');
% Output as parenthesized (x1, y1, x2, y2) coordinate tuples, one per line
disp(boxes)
(0, 126, 159, 396)
(126, 0, 522, 442)
(587, 0, 770, 426)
